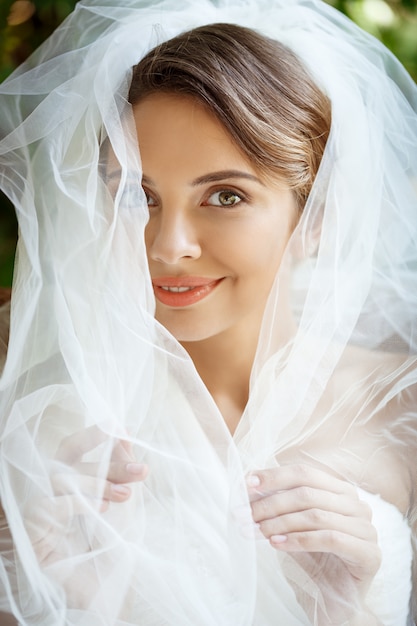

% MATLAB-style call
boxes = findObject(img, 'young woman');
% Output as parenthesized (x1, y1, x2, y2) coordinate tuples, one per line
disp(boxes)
(0, 1, 416, 624)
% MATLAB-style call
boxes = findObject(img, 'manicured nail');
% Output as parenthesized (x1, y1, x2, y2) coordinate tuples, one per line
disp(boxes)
(270, 534, 287, 545)
(126, 463, 146, 475)
(111, 484, 130, 496)
(246, 474, 261, 487)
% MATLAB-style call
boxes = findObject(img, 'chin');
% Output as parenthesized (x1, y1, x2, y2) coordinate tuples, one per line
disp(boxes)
(156, 314, 221, 344)
(168, 327, 218, 344)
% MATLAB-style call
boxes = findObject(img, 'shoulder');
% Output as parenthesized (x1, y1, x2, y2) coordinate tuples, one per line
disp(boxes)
(338, 342, 415, 377)
(341, 344, 417, 510)
(336, 343, 417, 419)
(302, 342, 416, 512)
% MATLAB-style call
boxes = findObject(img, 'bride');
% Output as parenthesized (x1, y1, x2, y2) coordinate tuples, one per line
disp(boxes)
(0, 1, 416, 624)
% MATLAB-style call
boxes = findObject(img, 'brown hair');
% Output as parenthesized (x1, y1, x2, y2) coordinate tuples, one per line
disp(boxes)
(129, 23, 331, 211)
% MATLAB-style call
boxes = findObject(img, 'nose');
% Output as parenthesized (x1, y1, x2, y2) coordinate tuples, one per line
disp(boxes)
(146, 208, 201, 265)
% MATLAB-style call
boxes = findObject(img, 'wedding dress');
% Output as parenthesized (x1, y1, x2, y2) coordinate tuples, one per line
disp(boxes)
(360, 491, 412, 626)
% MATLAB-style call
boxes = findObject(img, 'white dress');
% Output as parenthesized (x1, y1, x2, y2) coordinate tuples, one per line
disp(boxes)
(0, 304, 412, 626)
(360, 491, 412, 626)
(127, 488, 412, 625)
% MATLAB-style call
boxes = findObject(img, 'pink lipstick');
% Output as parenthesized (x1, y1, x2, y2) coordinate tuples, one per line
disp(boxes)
(152, 276, 222, 307)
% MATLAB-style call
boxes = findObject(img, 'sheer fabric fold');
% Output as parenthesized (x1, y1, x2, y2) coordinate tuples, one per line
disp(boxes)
(0, 0, 416, 624)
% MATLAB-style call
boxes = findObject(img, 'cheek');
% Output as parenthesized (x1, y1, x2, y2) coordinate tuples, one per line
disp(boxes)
(144, 221, 154, 257)
(237, 223, 291, 275)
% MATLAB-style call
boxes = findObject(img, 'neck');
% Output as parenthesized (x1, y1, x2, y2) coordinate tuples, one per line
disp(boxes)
(181, 274, 297, 434)
(181, 335, 254, 434)
(181, 321, 260, 435)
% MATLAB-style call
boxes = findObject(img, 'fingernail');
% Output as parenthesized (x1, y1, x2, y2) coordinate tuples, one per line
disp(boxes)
(111, 484, 130, 496)
(126, 463, 146, 475)
(270, 534, 287, 545)
(246, 474, 261, 488)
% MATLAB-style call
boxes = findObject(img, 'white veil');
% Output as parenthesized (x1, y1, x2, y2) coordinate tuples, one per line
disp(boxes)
(0, 0, 416, 624)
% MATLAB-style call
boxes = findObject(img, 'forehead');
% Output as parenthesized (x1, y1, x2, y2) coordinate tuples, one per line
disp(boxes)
(132, 93, 259, 177)
(133, 93, 229, 142)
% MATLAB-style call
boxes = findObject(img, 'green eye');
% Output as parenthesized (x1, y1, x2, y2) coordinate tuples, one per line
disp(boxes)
(207, 190, 243, 206)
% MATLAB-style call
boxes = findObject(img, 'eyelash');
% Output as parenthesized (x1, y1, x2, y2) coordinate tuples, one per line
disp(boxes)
(203, 189, 245, 207)
(142, 187, 247, 208)
(143, 189, 157, 206)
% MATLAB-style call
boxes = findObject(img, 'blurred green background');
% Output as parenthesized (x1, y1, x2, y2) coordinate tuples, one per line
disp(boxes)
(1, 0, 416, 288)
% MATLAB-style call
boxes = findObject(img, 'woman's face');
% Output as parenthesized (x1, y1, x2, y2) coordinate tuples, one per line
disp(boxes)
(133, 93, 297, 344)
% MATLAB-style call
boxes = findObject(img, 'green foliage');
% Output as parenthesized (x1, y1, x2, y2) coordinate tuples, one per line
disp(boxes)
(0, 0, 77, 82)
(0, 0, 416, 287)
(326, 0, 417, 79)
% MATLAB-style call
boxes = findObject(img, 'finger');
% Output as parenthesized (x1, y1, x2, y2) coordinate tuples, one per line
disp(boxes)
(268, 530, 381, 580)
(250, 486, 371, 525)
(52, 472, 133, 502)
(247, 464, 357, 500)
(28, 493, 106, 531)
(109, 438, 149, 481)
(71, 460, 149, 484)
(106, 460, 149, 484)
(112, 437, 134, 461)
(258, 507, 377, 542)
(27, 494, 110, 561)
(56, 426, 109, 463)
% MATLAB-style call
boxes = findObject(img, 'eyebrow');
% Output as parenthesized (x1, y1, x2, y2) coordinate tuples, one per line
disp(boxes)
(191, 170, 264, 187)
(141, 170, 264, 188)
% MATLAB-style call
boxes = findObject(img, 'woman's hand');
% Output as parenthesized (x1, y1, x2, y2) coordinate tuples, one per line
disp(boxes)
(246, 464, 381, 623)
(54, 425, 148, 507)
(27, 425, 148, 567)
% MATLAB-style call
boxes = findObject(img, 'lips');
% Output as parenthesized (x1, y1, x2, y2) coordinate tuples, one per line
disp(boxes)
(152, 276, 223, 307)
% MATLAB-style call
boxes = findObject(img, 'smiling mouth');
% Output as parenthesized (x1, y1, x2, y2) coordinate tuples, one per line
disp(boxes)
(160, 286, 195, 293)
(152, 278, 223, 307)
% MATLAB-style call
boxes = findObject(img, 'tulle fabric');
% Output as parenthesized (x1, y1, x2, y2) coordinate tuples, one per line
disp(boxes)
(0, 0, 416, 624)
